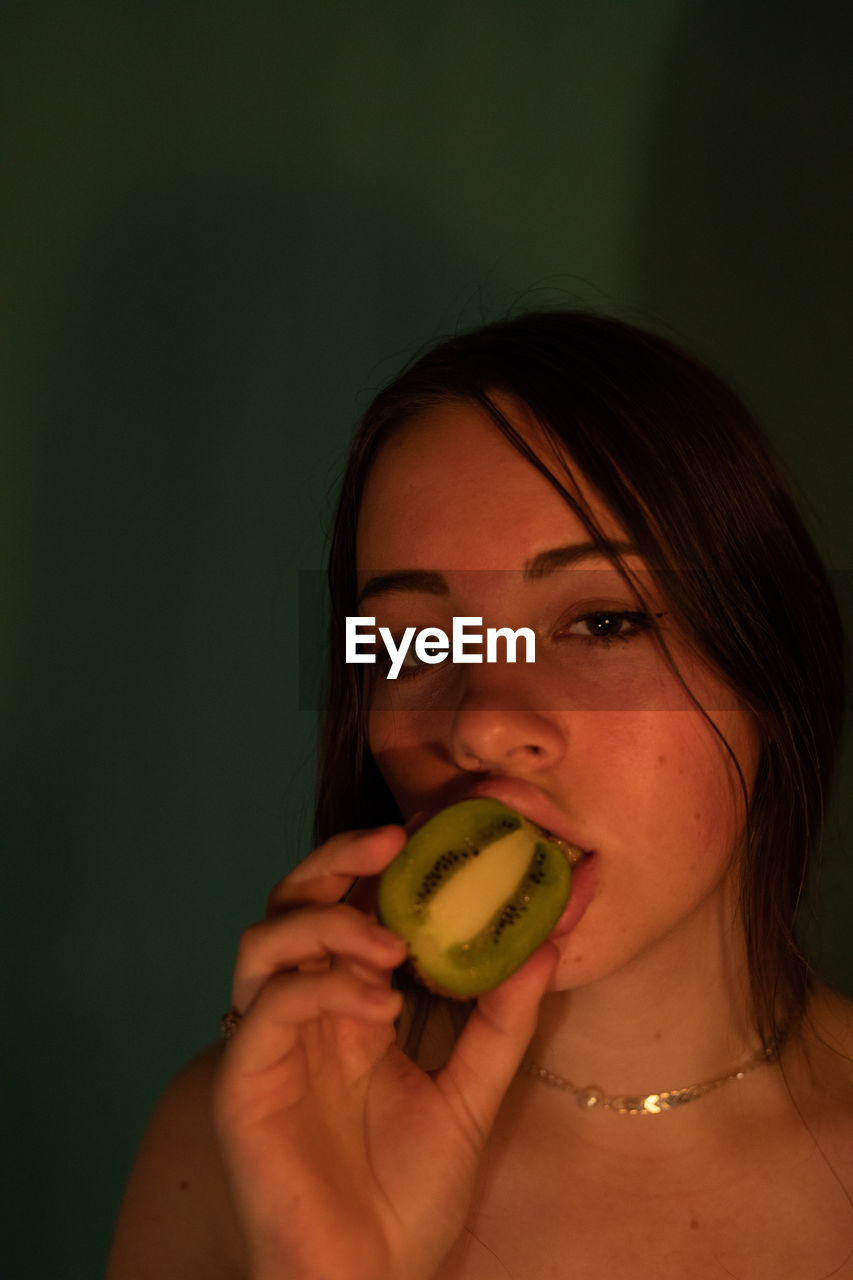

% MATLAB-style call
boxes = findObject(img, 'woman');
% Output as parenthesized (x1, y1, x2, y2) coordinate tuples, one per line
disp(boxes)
(108, 312, 853, 1279)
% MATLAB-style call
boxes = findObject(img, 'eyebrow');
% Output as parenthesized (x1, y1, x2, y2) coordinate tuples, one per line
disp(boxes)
(524, 539, 637, 579)
(357, 569, 449, 607)
(356, 540, 637, 605)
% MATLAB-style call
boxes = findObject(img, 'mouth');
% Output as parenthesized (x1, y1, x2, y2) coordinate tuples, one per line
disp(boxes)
(457, 779, 598, 942)
(547, 850, 598, 939)
(540, 832, 586, 867)
(460, 778, 594, 866)
(404, 779, 599, 948)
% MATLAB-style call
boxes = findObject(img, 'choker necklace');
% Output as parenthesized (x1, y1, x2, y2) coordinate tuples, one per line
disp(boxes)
(520, 1042, 779, 1116)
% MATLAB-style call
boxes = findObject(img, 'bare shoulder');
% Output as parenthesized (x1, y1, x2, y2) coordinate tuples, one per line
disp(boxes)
(107, 1043, 247, 1280)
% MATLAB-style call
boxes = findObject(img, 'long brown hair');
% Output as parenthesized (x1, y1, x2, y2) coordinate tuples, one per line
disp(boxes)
(314, 310, 846, 1052)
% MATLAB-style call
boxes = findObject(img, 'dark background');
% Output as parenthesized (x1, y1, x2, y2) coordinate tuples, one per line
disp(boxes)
(3, 3, 851, 1276)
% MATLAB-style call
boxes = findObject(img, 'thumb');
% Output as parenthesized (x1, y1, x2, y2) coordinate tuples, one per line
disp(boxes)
(434, 942, 558, 1144)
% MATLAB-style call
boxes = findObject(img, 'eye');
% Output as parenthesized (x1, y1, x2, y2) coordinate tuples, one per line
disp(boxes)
(395, 647, 430, 677)
(557, 609, 662, 645)
(374, 637, 437, 680)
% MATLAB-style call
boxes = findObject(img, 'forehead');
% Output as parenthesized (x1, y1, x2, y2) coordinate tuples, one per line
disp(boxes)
(356, 397, 626, 574)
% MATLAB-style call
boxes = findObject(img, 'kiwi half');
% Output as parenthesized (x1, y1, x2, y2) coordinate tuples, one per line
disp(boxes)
(377, 798, 578, 998)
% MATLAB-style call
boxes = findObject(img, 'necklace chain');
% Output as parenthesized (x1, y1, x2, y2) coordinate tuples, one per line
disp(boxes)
(520, 1043, 778, 1115)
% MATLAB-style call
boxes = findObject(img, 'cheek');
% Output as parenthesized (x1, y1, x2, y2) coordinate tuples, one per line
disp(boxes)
(663, 718, 756, 868)
(368, 707, 426, 757)
(590, 711, 754, 856)
(367, 708, 443, 802)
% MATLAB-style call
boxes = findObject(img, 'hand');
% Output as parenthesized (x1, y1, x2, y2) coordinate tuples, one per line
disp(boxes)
(213, 824, 557, 1280)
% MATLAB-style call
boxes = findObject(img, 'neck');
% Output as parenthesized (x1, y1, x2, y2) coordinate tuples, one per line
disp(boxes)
(530, 906, 759, 1095)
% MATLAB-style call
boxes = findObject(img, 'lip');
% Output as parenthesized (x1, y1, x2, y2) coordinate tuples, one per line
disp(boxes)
(547, 851, 598, 939)
(460, 776, 594, 859)
(457, 777, 598, 941)
(406, 777, 598, 948)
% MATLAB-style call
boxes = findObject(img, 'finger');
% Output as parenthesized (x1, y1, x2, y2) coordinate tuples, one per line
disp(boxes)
(231, 904, 407, 1011)
(223, 968, 403, 1079)
(342, 875, 379, 916)
(344, 812, 426, 914)
(434, 942, 558, 1144)
(267, 825, 406, 915)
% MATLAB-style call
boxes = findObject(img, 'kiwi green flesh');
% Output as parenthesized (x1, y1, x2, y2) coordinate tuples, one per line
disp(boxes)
(378, 798, 574, 998)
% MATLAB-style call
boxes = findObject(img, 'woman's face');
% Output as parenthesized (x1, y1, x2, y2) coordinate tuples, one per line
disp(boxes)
(356, 397, 760, 990)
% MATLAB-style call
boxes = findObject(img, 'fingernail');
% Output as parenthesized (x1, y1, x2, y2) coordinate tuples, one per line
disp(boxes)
(371, 923, 406, 950)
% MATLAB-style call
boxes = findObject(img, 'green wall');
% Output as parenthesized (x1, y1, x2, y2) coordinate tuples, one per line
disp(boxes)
(3, 3, 851, 1275)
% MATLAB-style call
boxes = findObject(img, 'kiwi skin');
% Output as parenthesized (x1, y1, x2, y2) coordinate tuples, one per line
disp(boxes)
(377, 798, 574, 999)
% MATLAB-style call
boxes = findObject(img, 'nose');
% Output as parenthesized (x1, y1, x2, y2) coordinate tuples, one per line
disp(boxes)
(449, 688, 566, 776)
